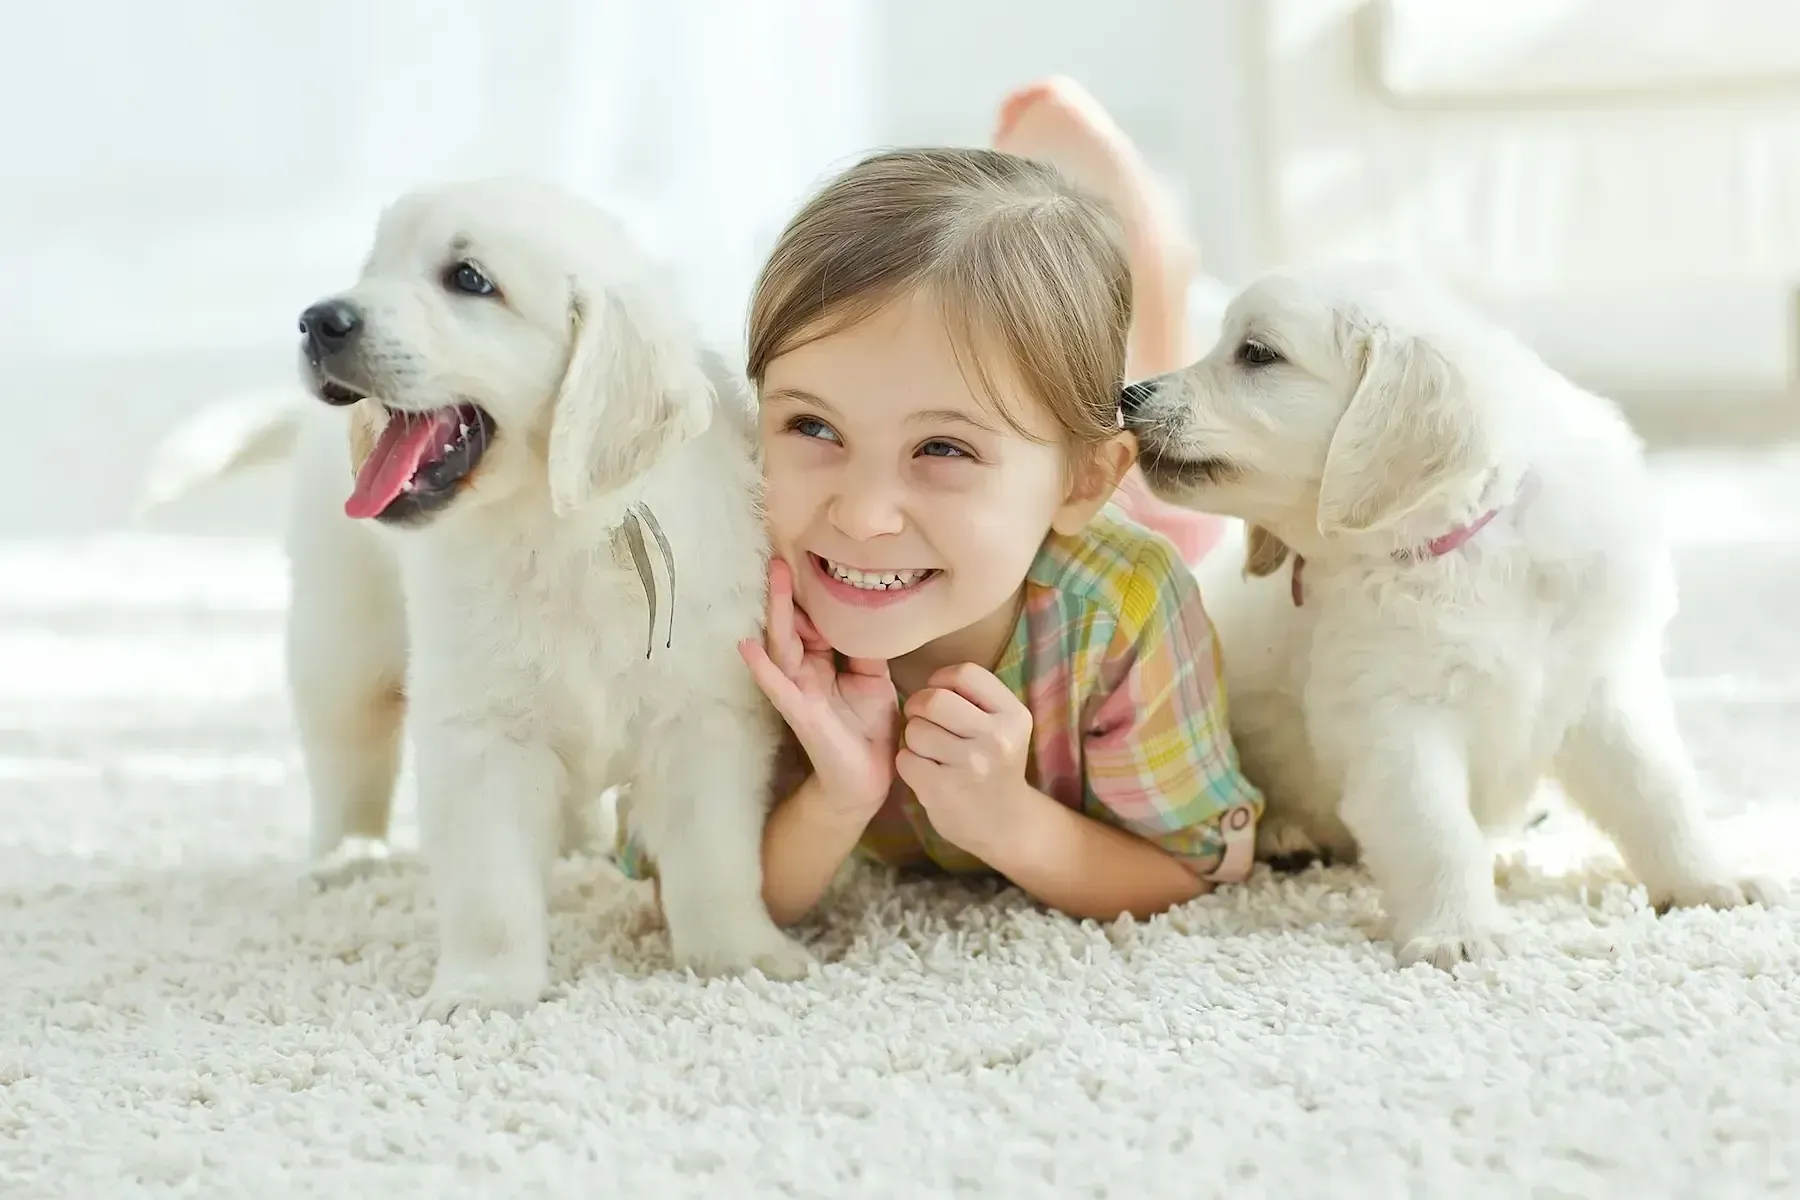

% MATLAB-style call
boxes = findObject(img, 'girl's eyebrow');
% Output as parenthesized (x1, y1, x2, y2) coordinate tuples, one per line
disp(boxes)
(763, 387, 833, 411)
(911, 408, 1000, 434)
(765, 389, 999, 435)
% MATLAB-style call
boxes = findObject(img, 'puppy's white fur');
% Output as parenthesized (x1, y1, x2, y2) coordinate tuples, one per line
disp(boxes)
(173, 179, 810, 1015)
(1129, 265, 1783, 969)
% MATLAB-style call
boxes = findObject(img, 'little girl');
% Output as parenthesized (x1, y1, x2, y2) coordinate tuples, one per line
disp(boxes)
(734, 144, 1264, 925)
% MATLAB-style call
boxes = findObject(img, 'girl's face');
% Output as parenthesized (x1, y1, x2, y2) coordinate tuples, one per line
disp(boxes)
(760, 289, 1114, 665)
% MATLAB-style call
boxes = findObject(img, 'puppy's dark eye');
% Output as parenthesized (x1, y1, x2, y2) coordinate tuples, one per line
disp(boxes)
(445, 260, 498, 297)
(1237, 339, 1281, 367)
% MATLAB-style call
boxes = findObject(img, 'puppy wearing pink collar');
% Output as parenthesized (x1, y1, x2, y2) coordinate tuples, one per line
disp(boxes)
(1122, 264, 1785, 969)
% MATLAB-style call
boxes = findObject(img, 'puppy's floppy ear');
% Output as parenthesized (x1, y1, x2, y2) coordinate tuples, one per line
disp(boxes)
(547, 284, 714, 515)
(347, 400, 385, 479)
(1316, 330, 1485, 536)
(1243, 525, 1291, 578)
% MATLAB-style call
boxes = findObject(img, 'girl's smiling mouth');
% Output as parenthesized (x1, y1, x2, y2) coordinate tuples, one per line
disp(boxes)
(808, 553, 941, 607)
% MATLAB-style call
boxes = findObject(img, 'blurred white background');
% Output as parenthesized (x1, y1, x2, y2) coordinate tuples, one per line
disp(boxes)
(4, 0, 1798, 535)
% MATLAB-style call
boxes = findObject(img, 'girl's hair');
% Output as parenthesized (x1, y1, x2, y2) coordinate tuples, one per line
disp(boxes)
(746, 146, 1132, 455)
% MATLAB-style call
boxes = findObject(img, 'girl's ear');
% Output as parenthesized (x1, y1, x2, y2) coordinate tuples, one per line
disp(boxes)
(1051, 432, 1136, 536)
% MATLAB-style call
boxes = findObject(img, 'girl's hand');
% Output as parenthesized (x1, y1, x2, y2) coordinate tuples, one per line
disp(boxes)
(895, 663, 1036, 860)
(739, 557, 898, 817)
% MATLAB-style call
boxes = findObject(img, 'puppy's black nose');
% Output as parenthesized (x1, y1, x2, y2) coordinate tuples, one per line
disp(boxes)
(298, 299, 361, 358)
(1119, 379, 1158, 419)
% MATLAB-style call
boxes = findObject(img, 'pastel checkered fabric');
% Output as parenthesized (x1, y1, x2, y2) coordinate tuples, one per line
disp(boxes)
(855, 506, 1263, 882)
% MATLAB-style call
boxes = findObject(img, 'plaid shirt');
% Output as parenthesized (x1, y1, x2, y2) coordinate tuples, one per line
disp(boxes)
(856, 506, 1262, 882)
(613, 507, 1262, 885)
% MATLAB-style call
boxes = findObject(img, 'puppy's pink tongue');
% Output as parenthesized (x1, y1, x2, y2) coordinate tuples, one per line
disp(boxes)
(345, 411, 457, 520)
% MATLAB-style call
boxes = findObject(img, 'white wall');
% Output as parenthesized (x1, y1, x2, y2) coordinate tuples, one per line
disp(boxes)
(2, 0, 876, 536)
(7, 0, 1267, 537)
(865, 0, 1264, 282)
(7, 0, 1797, 537)
(1255, 0, 1800, 395)
(867, 0, 1800, 398)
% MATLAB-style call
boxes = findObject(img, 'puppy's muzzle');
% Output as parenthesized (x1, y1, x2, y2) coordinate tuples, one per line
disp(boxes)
(1119, 380, 1159, 420)
(1118, 376, 1235, 488)
(298, 298, 369, 406)
(300, 298, 360, 356)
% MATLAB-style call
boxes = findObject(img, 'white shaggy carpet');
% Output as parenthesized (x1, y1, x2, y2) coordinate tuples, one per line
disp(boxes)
(4, 448, 1800, 1199)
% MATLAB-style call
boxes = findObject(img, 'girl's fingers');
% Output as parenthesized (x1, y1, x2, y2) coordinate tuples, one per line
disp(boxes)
(842, 654, 891, 682)
(925, 662, 1016, 715)
(901, 715, 964, 766)
(739, 638, 805, 724)
(903, 686, 987, 738)
(765, 558, 803, 676)
(894, 746, 940, 792)
(792, 604, 829, 653)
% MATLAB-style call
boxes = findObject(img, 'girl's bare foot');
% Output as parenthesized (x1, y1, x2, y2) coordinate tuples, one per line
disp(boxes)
(994, 76, 1224, 564)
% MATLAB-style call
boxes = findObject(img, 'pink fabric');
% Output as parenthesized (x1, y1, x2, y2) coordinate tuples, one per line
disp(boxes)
(1111, 468, 1226, 567)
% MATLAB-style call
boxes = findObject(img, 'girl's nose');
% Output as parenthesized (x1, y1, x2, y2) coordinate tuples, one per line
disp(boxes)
(827, 483, 905, 540)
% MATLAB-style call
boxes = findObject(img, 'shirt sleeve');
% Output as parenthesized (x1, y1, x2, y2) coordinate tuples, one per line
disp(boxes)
(1081, 536, 1264, 883)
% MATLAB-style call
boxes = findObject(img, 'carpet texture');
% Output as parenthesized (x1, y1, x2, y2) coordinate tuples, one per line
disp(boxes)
(3, 448, 1799, 1199)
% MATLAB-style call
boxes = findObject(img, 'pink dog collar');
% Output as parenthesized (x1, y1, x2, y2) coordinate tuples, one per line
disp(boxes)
(1289, 472, 1537, 607)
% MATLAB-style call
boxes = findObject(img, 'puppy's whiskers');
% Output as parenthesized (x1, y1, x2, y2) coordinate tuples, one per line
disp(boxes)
(1135, 402, 1186, 458)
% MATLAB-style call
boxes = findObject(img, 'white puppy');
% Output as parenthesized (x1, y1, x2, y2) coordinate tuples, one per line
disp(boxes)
(172, 178, 812, 1016)
(1122, 265, 1783, 969)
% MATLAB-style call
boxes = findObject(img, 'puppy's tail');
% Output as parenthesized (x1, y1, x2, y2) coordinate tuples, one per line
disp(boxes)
(134, 388, 305, 519)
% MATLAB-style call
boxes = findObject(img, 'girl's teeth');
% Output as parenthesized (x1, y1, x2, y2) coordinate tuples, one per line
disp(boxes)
(827, 560, 930, 591)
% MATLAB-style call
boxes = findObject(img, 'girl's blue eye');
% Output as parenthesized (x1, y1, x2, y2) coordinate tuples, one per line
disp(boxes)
(789, 416, 840, 444)
(918, 439, 970, 459)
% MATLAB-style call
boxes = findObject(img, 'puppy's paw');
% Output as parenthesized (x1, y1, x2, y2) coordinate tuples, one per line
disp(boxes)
(1651, 873, 1790, 914)
(621, 899, 666, 939)
(420, 961, 550, 1023)
(672, 915, 815, 982)
(1394, 926, 1516, 972)
(1257, 818, 1327, 873)
(308, 836, 392, 887)
(1743, 876, 1791, 907)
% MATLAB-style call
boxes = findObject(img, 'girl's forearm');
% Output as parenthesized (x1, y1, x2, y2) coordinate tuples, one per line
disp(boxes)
(983, 784, 1209, 921)
(761, 774, 872, 926)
